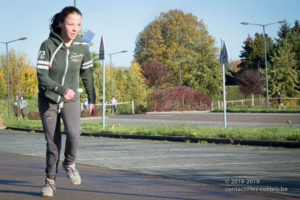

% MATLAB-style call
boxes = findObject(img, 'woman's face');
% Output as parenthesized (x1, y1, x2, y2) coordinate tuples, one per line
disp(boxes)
(59, 12, 82, 43)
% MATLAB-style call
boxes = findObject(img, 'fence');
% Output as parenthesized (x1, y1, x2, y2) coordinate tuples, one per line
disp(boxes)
(212, 97, 300, 109)
(82, 101, 135, 114)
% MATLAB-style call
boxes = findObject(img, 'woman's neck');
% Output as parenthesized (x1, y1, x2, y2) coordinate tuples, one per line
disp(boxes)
(60, 34, 73, 47)
(64, 40, 72, 48)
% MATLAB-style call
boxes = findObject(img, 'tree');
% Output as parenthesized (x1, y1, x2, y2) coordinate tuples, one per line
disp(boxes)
(268, 41, 299, 97)
(239, 33, 274, 71)
(127, 61, 149, 107)
(134, 9, 221, 98)
(113, 67, 128, 102)
(278, 20, 300, 39)
(225, 60, 241, 85)
(291, 20, 300, 33)
(89, 55, 149, 108)
(0, 70, 6, 98)
(20, 64, 38, 97)
(239, 35, 253, 70)
(180, 40, 221, 99)
(237, 69, 264, 96)
(276, 20, 300, 92)
(277, 21, 291, 39)
(141, 61, 169, 88)
(0, 50, 36, 98)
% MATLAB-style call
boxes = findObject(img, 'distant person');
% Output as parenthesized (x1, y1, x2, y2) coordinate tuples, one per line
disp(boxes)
(13, 95, 20, 120)
(36, 6, 96, 197)
(277, 91, 286, 109)
(111, 96, 117, 114)
(99, 96, 107, 105)
(83, 97, 89, 109)
(19, 96, 27, 119)
(100, 97, 108, 114)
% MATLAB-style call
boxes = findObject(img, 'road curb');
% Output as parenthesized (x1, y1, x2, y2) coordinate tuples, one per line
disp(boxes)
(5, 126, 300, 148)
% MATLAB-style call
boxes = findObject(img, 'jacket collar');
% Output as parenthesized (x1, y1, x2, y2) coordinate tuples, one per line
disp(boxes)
(49, 30, 81, 49)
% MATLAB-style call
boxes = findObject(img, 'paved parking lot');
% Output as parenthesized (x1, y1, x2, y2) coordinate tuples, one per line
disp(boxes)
(0, 129, 299, 198)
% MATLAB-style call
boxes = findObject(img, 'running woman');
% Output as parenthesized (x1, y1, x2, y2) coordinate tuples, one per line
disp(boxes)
(36, 6, 96, 197)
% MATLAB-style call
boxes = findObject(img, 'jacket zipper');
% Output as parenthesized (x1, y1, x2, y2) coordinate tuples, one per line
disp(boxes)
(57, 48, 70, 103)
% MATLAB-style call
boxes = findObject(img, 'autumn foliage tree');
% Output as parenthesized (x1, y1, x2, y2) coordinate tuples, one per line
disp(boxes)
(0, 67, 6, 98)
(127, 61, 149, 107)
(90, 57, 149, 108)
(134, 9, 221, 99)
(0, 50, 37, 98)
(141, 61, 169, 88)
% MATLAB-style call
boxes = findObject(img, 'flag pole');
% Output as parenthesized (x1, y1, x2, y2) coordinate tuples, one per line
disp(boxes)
(102, 58, 105, 130)
(221, 39, 227, 128)
(99, 36, 105, 130)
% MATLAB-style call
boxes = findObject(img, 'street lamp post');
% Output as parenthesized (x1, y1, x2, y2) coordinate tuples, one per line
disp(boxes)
(0, 37, 27, 119)
(241, 21, 285, 109)
(108, 50, 127, 98)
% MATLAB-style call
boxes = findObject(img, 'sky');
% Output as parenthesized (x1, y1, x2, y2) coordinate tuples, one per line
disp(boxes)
(0, 0, 299, 67)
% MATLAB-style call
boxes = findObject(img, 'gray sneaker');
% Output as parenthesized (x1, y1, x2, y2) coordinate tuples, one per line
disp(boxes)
(62, 161, 81, 185)
(41, 178, 56, 197)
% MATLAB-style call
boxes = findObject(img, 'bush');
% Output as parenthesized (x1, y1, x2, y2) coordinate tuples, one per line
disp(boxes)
(284, 99, 298, 107)
(135, 104, 147, 114)
(81, 109, 102, 117)
(148, 86, 211, 112)
(27, 111, 40, 120)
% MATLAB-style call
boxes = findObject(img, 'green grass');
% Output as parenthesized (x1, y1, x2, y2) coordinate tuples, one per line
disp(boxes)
(1, 98, 300, 142)
(212, 106, 300, 113)
(4, 119, 300, 142)
(0, 98, 38, 119)
(80, 122, 300, 141)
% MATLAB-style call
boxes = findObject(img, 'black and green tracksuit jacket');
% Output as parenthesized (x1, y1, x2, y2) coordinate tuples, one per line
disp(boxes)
(36, 31, 96, 104)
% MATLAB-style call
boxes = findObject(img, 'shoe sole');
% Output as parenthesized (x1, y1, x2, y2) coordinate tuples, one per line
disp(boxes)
(41, 192, 53, 197)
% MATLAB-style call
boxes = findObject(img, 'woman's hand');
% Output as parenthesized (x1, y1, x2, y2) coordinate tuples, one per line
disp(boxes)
(63, 89, 75, 100)
(89, 104, 97, 116)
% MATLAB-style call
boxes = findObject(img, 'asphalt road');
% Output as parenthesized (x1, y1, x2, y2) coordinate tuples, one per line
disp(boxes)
(1, 152, 292, 200)
(0, 130, 299, 198)
(82, 112, 300, 127)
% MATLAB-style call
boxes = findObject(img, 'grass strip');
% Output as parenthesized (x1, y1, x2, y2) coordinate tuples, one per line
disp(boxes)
(212, 106, 300, 113)
(3, 119, 300, 142)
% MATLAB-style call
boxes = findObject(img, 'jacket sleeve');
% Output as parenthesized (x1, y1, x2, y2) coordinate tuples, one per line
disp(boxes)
(36, 42, 67, 96)
(80, 48, 96, 104)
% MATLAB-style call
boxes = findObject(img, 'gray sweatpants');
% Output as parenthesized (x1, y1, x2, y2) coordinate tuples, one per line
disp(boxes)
(38, 94, 81, 179)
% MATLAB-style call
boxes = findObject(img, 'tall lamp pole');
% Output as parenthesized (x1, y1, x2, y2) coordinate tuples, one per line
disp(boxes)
(0, 37, 27, 119)
(241, 20, 285, 109)
(108, 50, 127, 98)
